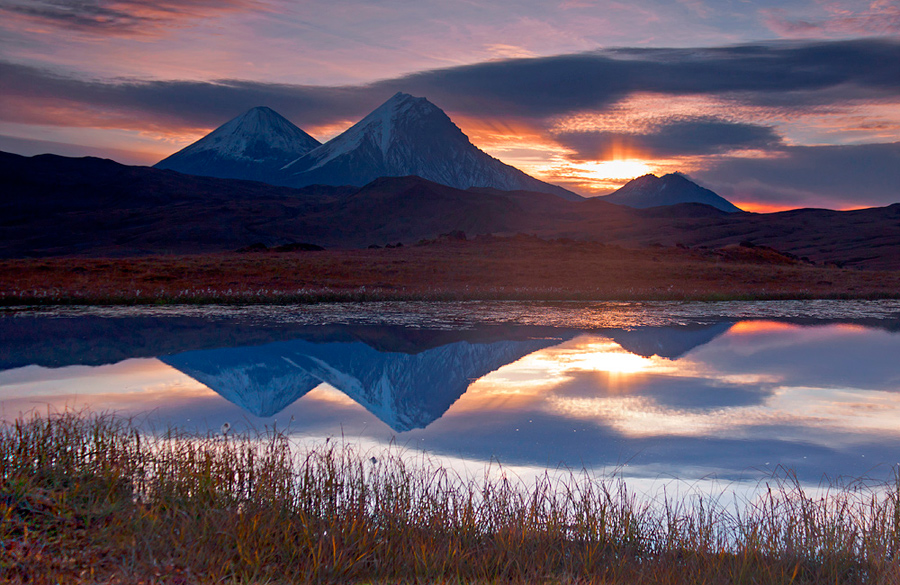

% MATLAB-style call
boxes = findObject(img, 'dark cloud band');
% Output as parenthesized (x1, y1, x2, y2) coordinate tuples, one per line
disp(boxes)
(555, 118, 783, 159)
(1, 39, 898, 208)
(1, 39, 898, 128)
(697, 142, 900, 208)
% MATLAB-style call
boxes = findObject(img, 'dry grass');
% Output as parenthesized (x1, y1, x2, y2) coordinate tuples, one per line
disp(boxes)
(2, 237, 900, 305)
(2, 412, 900, 584)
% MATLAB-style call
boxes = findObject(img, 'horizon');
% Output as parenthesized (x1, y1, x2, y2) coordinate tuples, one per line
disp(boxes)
(1, 1, 899, 212)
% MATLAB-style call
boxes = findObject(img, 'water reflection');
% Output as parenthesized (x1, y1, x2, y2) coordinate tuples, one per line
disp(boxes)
(159, 336, 563, 430)
(1, 306, 899, 484)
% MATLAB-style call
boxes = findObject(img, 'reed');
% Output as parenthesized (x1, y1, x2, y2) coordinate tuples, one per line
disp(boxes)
(2, 412, 898, 584)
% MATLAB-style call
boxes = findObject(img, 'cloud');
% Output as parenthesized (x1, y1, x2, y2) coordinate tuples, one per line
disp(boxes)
(764, 1, 900, 38)
(555, 117, 783, 160)
(0, 61, 371, 131)
(695, 142, 900, 208)
(552, 370, 773, 410)
(2, 38, 898, 208)
(3, 39, 900, 131)
(0, 0, 267, 37)
(697, 142, 900, 209)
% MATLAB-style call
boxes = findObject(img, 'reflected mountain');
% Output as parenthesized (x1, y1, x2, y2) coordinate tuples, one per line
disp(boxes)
(161, 336, 564, 431)
(156, 322, 737, 430)
(6, 307, 900, 483)
(604, 322, 734, 359)
(0, 313, 567, 370)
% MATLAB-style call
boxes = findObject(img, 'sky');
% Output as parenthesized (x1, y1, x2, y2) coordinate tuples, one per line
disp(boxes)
(1, 0, 899, 211)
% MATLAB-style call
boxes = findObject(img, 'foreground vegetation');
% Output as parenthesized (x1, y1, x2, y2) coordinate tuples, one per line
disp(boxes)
(2, 413, 899, 584)
(3, 237, 900, 305)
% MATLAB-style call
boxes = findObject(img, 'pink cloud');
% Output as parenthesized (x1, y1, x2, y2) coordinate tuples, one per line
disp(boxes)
(764, 1, 900, 37)
(0, 0, 270, 38)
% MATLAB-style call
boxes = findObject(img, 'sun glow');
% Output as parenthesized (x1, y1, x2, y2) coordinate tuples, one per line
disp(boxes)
(564, 159, 653, 186)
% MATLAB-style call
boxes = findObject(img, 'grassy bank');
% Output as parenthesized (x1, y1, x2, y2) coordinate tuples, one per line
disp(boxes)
(2, 413, 899, 584)
(3, 238, 900, 306)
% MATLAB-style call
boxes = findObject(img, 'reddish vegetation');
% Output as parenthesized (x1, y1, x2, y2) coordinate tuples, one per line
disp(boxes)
(2, 237, 899, 304)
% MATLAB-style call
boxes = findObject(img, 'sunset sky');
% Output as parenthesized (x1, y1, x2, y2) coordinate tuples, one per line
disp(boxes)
(1, 0, 899, 211)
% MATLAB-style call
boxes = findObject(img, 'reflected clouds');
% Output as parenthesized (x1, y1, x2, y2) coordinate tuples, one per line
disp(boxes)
(431, 321, 900, 478)
(2, 315, 900, 483)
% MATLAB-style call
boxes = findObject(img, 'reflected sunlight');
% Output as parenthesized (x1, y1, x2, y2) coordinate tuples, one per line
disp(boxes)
(728, 321, 798, 335)
(304, 383, 362, 406)
(567, 349, 652, 374)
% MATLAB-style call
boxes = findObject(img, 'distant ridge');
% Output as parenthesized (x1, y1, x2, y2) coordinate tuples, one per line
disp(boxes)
(5, 151, 900, 269)
(154, 106, 321, 182)
(278, 92, 582, 201)
(603, 173, 743, 212)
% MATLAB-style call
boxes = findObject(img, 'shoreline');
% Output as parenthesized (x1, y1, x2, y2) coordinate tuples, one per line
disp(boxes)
(4, 413, 898, 584)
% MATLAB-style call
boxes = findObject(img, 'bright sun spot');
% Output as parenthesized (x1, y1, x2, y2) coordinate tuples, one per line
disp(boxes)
(568, 351, 651, 375)
(576, 160, 653, 181)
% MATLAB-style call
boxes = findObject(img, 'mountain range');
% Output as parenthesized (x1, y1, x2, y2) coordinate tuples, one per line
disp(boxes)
(155, 93, 581, 201)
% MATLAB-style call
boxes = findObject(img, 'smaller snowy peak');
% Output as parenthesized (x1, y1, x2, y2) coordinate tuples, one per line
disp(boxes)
(194, 106, 320, 157)
(603, 173, 743, 212)
(154, 106, 321, 182)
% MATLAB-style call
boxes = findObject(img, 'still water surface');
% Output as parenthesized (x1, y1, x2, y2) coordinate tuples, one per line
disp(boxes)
(2, 300, 899, 494)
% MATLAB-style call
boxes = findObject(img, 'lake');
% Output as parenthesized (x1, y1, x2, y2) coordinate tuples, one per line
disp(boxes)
(3, 300, 899, 498)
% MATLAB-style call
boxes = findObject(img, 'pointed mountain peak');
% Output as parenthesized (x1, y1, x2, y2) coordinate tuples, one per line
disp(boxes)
(278, 93, 581, 200)
(283, 93, 454, 172)
(200, 106, 319, 150)
(630, 173, 660, 184)
(356, 92, 447, 151)
(376, 92, 437, 112)
(227, 105, 282, 125)
(154, 106, 321, 181)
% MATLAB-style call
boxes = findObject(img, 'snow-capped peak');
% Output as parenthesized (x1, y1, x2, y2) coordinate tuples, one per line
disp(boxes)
(290, 93, 443, 172)
(276, 93, 580, 200)
(153, 106, 321, 181)
(186, 106, 320, 160)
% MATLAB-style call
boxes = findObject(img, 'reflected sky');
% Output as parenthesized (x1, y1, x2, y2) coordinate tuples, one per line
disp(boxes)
(2, 312, 899, 486)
